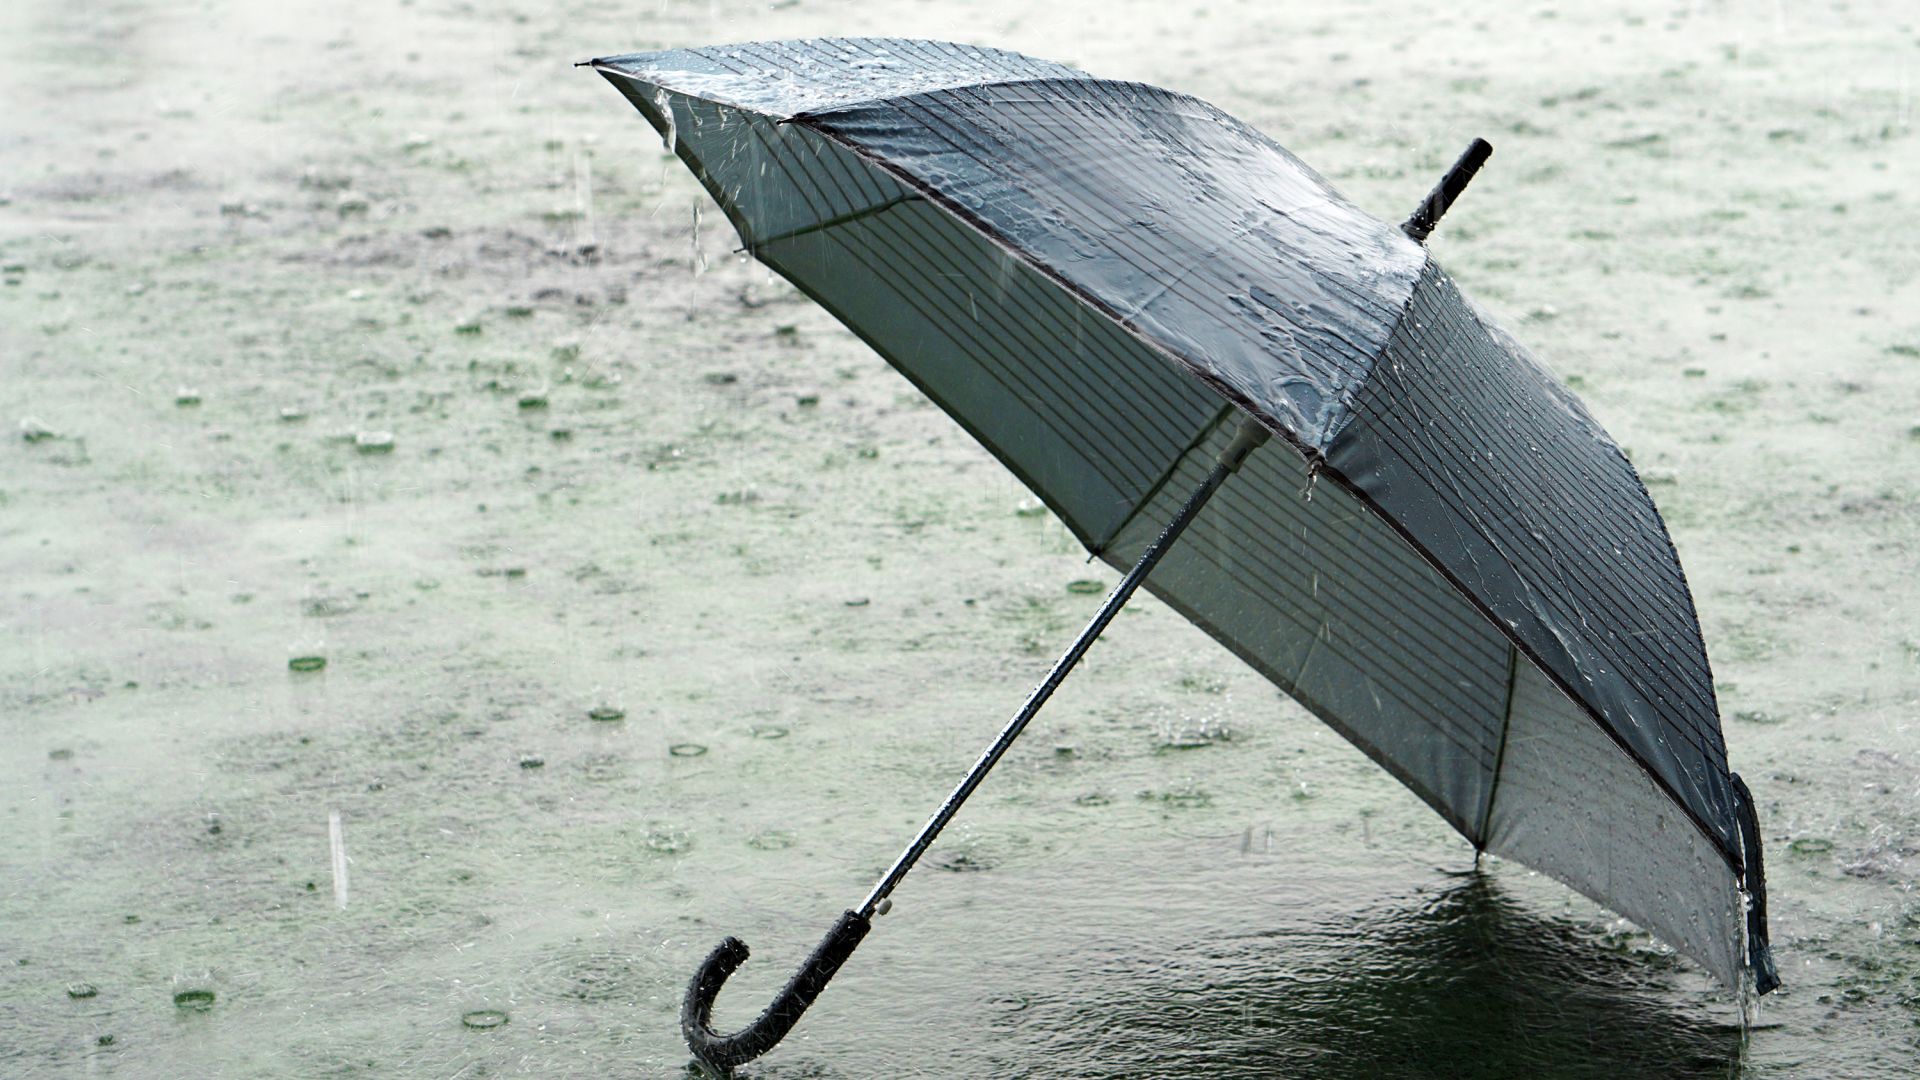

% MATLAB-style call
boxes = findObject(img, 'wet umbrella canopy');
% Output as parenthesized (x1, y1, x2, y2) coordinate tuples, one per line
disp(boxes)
(587, 37, 1777, 1066)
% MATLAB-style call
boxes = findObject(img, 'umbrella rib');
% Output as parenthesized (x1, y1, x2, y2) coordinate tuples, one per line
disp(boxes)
(741, 192, 923, 252)
(1104, 439, 1513, 732)
(853, 202, 1198, 483)
(1177, 482, 1510, 743)
(1134, 516, 1502, 770)
(1475, 643, 1524, 845)
(1090, 402, 1237, 557)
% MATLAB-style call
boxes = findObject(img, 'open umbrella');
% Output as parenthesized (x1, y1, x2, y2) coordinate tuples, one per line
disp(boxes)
(586, 38, 1779, 1069)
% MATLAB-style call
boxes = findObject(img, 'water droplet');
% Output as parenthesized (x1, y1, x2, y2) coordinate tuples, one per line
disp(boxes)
(172, 989, 216, 1011)
(586, 707, 624, 723)
(669, 743, 707, 757)
(288, 656, 327, 673)
(1065, 579, 1103, 595)
(66, 982, 98, 999)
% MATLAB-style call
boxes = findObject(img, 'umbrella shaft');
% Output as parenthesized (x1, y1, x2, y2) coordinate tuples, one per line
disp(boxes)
(858, 420, 1268, 918)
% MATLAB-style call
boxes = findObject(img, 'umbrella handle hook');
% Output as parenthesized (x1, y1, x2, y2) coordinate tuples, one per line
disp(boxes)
(681, 910, 872, 1071)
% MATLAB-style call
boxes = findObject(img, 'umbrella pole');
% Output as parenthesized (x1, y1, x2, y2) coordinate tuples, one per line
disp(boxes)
(681, 417, 1271, 1070)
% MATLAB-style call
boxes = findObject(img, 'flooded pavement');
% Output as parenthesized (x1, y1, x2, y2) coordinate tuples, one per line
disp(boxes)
(3, 0, 1917, 1076)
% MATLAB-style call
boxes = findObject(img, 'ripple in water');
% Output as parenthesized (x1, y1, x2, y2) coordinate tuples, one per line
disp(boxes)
(520, 947, 654, 1006)
(747, 830, 795, 851)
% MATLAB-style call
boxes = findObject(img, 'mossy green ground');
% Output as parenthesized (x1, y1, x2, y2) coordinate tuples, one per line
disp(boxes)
(3, 1, 1917, 1075)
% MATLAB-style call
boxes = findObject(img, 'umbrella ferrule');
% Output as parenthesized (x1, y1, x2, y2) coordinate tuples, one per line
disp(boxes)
(1402, 138, 1494, 243)
(1215, 418, 1271, 473)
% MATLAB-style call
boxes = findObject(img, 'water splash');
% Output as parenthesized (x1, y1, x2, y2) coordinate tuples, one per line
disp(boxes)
(651, 87, 676, 151)
(691, 201, 708, 273)
(328, 809, 349, 910)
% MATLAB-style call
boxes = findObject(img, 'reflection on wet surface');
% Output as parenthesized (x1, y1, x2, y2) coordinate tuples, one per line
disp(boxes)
(1027, 874, 1740, 1079)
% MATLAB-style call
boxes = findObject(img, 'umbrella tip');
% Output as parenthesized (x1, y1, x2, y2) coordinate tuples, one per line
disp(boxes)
(1401, 138, 1493, 244)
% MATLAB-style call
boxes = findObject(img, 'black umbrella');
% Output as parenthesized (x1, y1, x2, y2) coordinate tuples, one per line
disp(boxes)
(586, 38, 1778, 1070)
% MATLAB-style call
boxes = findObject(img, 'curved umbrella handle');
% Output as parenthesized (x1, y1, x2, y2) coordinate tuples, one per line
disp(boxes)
(681, 910, 872, 1070)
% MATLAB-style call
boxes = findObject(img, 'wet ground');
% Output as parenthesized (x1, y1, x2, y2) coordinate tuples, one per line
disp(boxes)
(3, 0, 1918, 1076)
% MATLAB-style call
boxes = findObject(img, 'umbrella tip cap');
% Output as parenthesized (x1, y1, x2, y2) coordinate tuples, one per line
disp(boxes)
(1402, 137, 1494, 244)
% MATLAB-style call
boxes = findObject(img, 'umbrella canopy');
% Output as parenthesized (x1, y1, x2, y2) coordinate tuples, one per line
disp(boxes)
(592, 38, 1775, 995)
